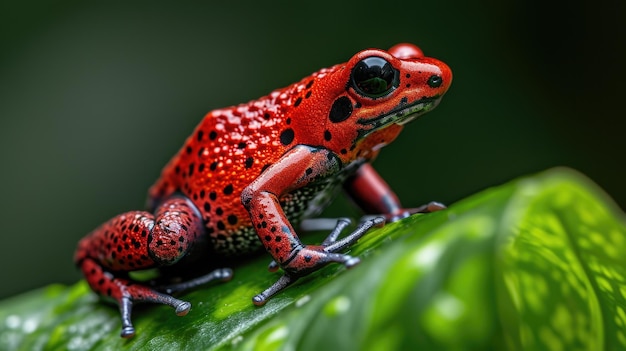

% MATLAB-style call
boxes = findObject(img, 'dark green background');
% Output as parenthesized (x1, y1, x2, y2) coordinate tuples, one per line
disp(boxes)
(1, 1, 624, 300)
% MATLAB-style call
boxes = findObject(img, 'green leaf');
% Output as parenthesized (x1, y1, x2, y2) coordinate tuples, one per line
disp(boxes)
(1, 168, 625, 350)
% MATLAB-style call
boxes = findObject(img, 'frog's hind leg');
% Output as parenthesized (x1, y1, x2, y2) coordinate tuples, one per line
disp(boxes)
(344, 163, 446, 222)
(78, 258, 191, 338)
(75, 195, 232, 338)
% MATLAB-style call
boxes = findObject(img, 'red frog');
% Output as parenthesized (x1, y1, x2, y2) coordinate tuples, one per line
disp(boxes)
(75, 43, 452, 338)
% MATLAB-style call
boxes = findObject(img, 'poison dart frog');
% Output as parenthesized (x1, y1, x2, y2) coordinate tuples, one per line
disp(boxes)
(75, 43, 452, 338)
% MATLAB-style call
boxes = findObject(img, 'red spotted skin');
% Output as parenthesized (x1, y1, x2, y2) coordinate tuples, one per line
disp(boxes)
(75, 43, 452, 337)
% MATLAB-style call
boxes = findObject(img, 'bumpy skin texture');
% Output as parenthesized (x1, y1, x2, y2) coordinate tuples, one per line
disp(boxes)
(75, 43, 452, 337)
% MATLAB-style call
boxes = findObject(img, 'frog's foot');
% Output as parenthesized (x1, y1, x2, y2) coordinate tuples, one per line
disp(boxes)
(255, 216, 384, 306)
(268, 217, 354, 272)
(156, 268, 234, 294)
(410, 201, 447, 214)
(118, 268, 232, 338)
(322, 216, 384, 252)
(385, 201, 447, 222)
(78, 258, 193, 338)
(118, 289, 191, 338)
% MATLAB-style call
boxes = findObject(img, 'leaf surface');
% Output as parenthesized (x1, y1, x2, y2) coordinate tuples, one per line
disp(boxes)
(1, 168, 624, 351)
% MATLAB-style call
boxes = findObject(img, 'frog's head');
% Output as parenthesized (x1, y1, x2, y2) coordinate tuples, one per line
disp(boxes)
(347, 43, 451, 135)
(287, 43, 452, 162)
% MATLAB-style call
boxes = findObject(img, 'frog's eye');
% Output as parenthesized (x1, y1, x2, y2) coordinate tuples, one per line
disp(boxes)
(350, 57, 399, 98)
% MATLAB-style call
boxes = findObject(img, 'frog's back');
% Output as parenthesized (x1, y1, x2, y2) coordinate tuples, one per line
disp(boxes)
(147, 66, 342, 254)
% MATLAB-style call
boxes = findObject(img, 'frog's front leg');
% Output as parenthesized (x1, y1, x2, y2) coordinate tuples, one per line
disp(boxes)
(74, 196, 232, 338)
(242, 145, 379, 305)
(344, 163, 446, 221)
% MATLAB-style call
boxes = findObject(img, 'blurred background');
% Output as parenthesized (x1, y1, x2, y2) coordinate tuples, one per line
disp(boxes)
(0, 1, 624, 299)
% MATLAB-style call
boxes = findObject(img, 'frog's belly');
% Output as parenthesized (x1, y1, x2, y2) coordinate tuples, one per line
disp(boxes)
(208, 179, 343, 256)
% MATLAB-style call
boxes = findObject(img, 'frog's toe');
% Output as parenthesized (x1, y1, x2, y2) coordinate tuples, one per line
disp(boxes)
(121, 326, 135, 338)
(324, 216, 384, 253)
(216, 268, 235, 281)
(175, 301, 191, 316)
(157, 267, 234, 294)
(267, 260, 280, 272)
(426, 201, 447, 212)
(389, 201, 446, 221)
(252, 274, 294, 306)
(320, 218, 352, 246)
(344, 256, 360, 268)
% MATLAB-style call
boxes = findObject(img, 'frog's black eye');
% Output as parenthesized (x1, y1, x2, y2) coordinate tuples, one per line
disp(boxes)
(350, 57, 399, 98)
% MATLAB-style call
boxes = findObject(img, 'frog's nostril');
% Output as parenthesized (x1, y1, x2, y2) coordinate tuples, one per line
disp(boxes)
(427, 75, 443, 88)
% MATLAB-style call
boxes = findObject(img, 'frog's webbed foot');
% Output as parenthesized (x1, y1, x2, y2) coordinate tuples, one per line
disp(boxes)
(254, 216, 384, 306)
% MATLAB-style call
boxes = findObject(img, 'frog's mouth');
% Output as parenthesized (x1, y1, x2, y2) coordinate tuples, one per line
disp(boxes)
(356, 96, 441, 137)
